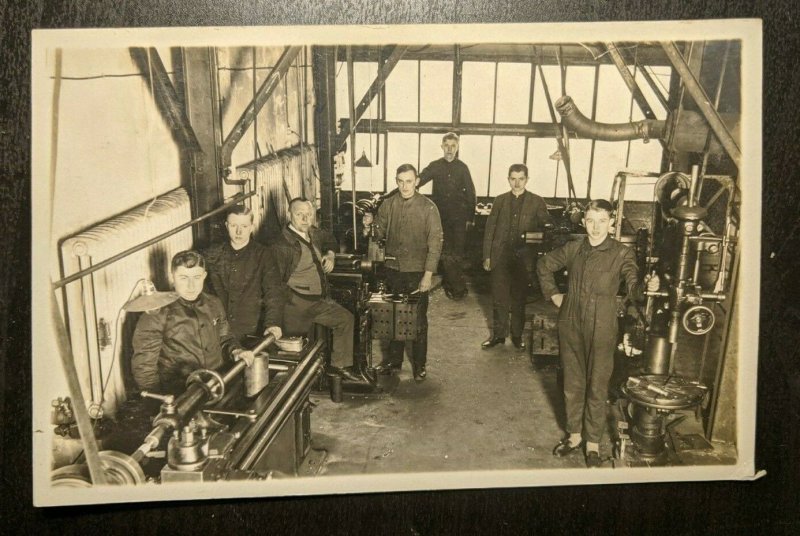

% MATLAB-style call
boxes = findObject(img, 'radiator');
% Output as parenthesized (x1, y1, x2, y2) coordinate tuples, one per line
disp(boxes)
(59, 187, 193, 417)
(245, 145, 318, 235)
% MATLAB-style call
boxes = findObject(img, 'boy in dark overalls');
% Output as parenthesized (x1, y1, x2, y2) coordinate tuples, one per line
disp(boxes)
(537, 200, 658, 467)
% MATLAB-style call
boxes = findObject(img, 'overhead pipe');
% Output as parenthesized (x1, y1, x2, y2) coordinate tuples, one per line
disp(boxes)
(555, 95, 666, 143)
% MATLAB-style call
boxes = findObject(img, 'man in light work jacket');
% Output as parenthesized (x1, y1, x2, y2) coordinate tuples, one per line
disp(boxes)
(482, 163, 552, 350)
(537, 199, 659, 467)
(264, 198, 358, 382)
(363, 163, 443, 381)
(418, 132, 476, 300)
(205, 205, 271, 343)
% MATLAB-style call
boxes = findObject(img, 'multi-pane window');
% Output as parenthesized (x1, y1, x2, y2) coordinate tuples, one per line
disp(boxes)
(337, 55, 670, 201)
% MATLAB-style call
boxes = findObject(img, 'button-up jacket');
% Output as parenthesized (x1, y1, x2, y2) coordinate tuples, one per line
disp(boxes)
(537, 236, 644, 326)
(419, 158, 476, 223)
(205, 240, 271, 340)
(483, 190, 552, 268)
(373, 192, 443, 273)
(131, 292, 240, 393)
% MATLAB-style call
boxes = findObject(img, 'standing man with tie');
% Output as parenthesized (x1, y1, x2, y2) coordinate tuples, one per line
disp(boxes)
(481, 164, 552, 350)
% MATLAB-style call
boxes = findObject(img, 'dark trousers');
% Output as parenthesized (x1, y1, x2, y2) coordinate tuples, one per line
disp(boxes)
(490, 250, 529, 339)
(441, 218, 468, 295)
(384, 269, 429, 369)
(284, 293, 354, 368)
(558, 313, 618, 443)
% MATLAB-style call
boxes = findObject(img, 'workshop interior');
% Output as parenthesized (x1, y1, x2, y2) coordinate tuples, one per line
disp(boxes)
(37, 34, 747, 490)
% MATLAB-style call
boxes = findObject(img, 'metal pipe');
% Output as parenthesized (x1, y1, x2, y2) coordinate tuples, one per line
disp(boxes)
(237, 350, 324, 471)
(347, 47, 358, 250)
(688, 165, 700, 207)
(153, 335, 276, 431)
(53, 191, 256, 289)
(605, 42, 658, 121)
(555, 95, 666, 142)
(50, 290, 108, 485)
(335, 45, 408, 152)
(660, 41, 741, 169)
(220, 46, 302, 168)
(229, 338, 325, 469)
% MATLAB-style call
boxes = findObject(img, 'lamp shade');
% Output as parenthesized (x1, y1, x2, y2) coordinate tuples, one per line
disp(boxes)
(354, 150, 373, 168)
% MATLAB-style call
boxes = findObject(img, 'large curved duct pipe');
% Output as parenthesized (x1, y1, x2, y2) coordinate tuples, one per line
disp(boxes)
(555, 95, 667, 142)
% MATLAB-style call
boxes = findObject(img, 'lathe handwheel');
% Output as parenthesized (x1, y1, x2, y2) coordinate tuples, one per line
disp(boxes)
(682, 304, 715, 336)
(186, 368, 225, 405)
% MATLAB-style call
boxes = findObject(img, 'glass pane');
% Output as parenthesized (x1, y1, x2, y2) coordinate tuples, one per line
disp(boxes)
(386, 133, 419, 193)
(420, 61, 453, 123)
(591, 141, 629, 200)
(335, 61, 380, 126)
(531, 65, 562, 122)
(458, 135, 492, 197)
(526, 138, 561, 198)
(385, 60, 419, 121)
(460, 62, 496, 123)
(559, 138, 593, 199)
(637, 65, 671, 119)
(488, 136, 526, 196)
(418, 133, 445, 195)
(596, 65, 634, 123)
(564, 66, 597, 122)
(339, 133, 381, 193)
(495, 63, 531, 124)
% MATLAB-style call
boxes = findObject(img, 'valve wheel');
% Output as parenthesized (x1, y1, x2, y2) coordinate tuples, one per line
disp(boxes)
(186, 368, 226, 405)
(682, 304, 715, 336)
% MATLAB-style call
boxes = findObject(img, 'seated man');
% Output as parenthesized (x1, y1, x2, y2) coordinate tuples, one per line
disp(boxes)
(132, 250, 255, 395)
(204, 205, 271, 343)
(264, 198, 357, 381)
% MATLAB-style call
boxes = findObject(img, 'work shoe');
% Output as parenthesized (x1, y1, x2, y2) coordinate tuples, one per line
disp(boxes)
(413, 366, 427, 382)
(585, 451, 602, 468)
(552, 439, 582, 457)
(481, 337, 505, 349)
(329, 366, 361, 382)
(511, 337, 527, 350)
(374, 362, 402, 375)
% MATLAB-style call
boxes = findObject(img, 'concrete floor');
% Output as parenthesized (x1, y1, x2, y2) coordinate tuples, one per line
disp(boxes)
(310, 272, 737, 475)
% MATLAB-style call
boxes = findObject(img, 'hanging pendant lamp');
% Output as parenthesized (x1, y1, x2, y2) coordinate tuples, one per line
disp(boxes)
(355, 150, 373, 167)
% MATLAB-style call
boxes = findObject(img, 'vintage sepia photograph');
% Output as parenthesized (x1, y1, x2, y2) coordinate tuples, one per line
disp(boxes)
(31, 20, 762, 506)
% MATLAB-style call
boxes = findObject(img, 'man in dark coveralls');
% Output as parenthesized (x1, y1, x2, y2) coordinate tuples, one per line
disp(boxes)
(537, 200, 659, 467)
(205, 205, 272, 343)
(481, 163, 552, 350)
(132, 250, 255, 395)
(418, 132, 476, 300)
(363, 164, 443, 381)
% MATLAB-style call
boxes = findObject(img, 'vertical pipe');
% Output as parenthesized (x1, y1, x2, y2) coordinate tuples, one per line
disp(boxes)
(51, 290, 107, 484)
(587, 64, 600, 199)
(347, 47, 358, 250)
(487, 62, 499, 197)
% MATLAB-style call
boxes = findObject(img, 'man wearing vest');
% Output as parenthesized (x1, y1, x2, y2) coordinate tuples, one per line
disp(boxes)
(264, 198, 358, 382)
(481, 163, 553, 350)
(363, 163, 444, 382)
